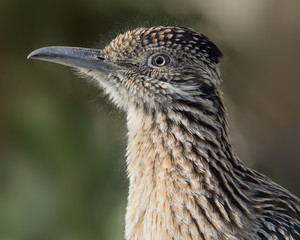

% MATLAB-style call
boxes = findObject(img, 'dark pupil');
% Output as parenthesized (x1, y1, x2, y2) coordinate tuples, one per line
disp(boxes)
(155, 56, 165, 65)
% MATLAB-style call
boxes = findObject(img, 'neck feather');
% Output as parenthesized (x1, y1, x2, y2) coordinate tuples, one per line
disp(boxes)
(124, 95, 253, 239)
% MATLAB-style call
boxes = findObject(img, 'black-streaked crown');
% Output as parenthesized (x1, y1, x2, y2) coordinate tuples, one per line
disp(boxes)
(105, 26, 222, 64)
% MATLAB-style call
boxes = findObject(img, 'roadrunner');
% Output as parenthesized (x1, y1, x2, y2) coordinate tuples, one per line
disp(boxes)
(28, 26, 300, 240)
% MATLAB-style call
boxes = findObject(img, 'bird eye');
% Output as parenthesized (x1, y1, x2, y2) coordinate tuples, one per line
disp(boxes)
(149, 53, 171, 68)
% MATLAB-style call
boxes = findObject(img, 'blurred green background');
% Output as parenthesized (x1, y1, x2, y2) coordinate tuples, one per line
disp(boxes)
(1, 0, 300, 239)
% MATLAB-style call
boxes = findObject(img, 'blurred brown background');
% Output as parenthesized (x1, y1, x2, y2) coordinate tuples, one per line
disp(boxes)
(0, 0, 299, 239)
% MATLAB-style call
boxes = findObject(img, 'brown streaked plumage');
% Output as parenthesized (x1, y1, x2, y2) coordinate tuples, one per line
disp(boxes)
(28, 26, 300, 240)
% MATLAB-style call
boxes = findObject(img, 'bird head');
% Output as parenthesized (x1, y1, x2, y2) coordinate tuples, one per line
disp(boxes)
(28, 27, 222, 112)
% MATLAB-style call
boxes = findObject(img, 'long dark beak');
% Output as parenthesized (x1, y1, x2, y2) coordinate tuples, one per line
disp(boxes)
(27, 46, 118, 72)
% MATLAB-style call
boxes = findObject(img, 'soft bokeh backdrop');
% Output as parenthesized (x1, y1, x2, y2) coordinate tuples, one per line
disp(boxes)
(1, 0, 300, 239)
